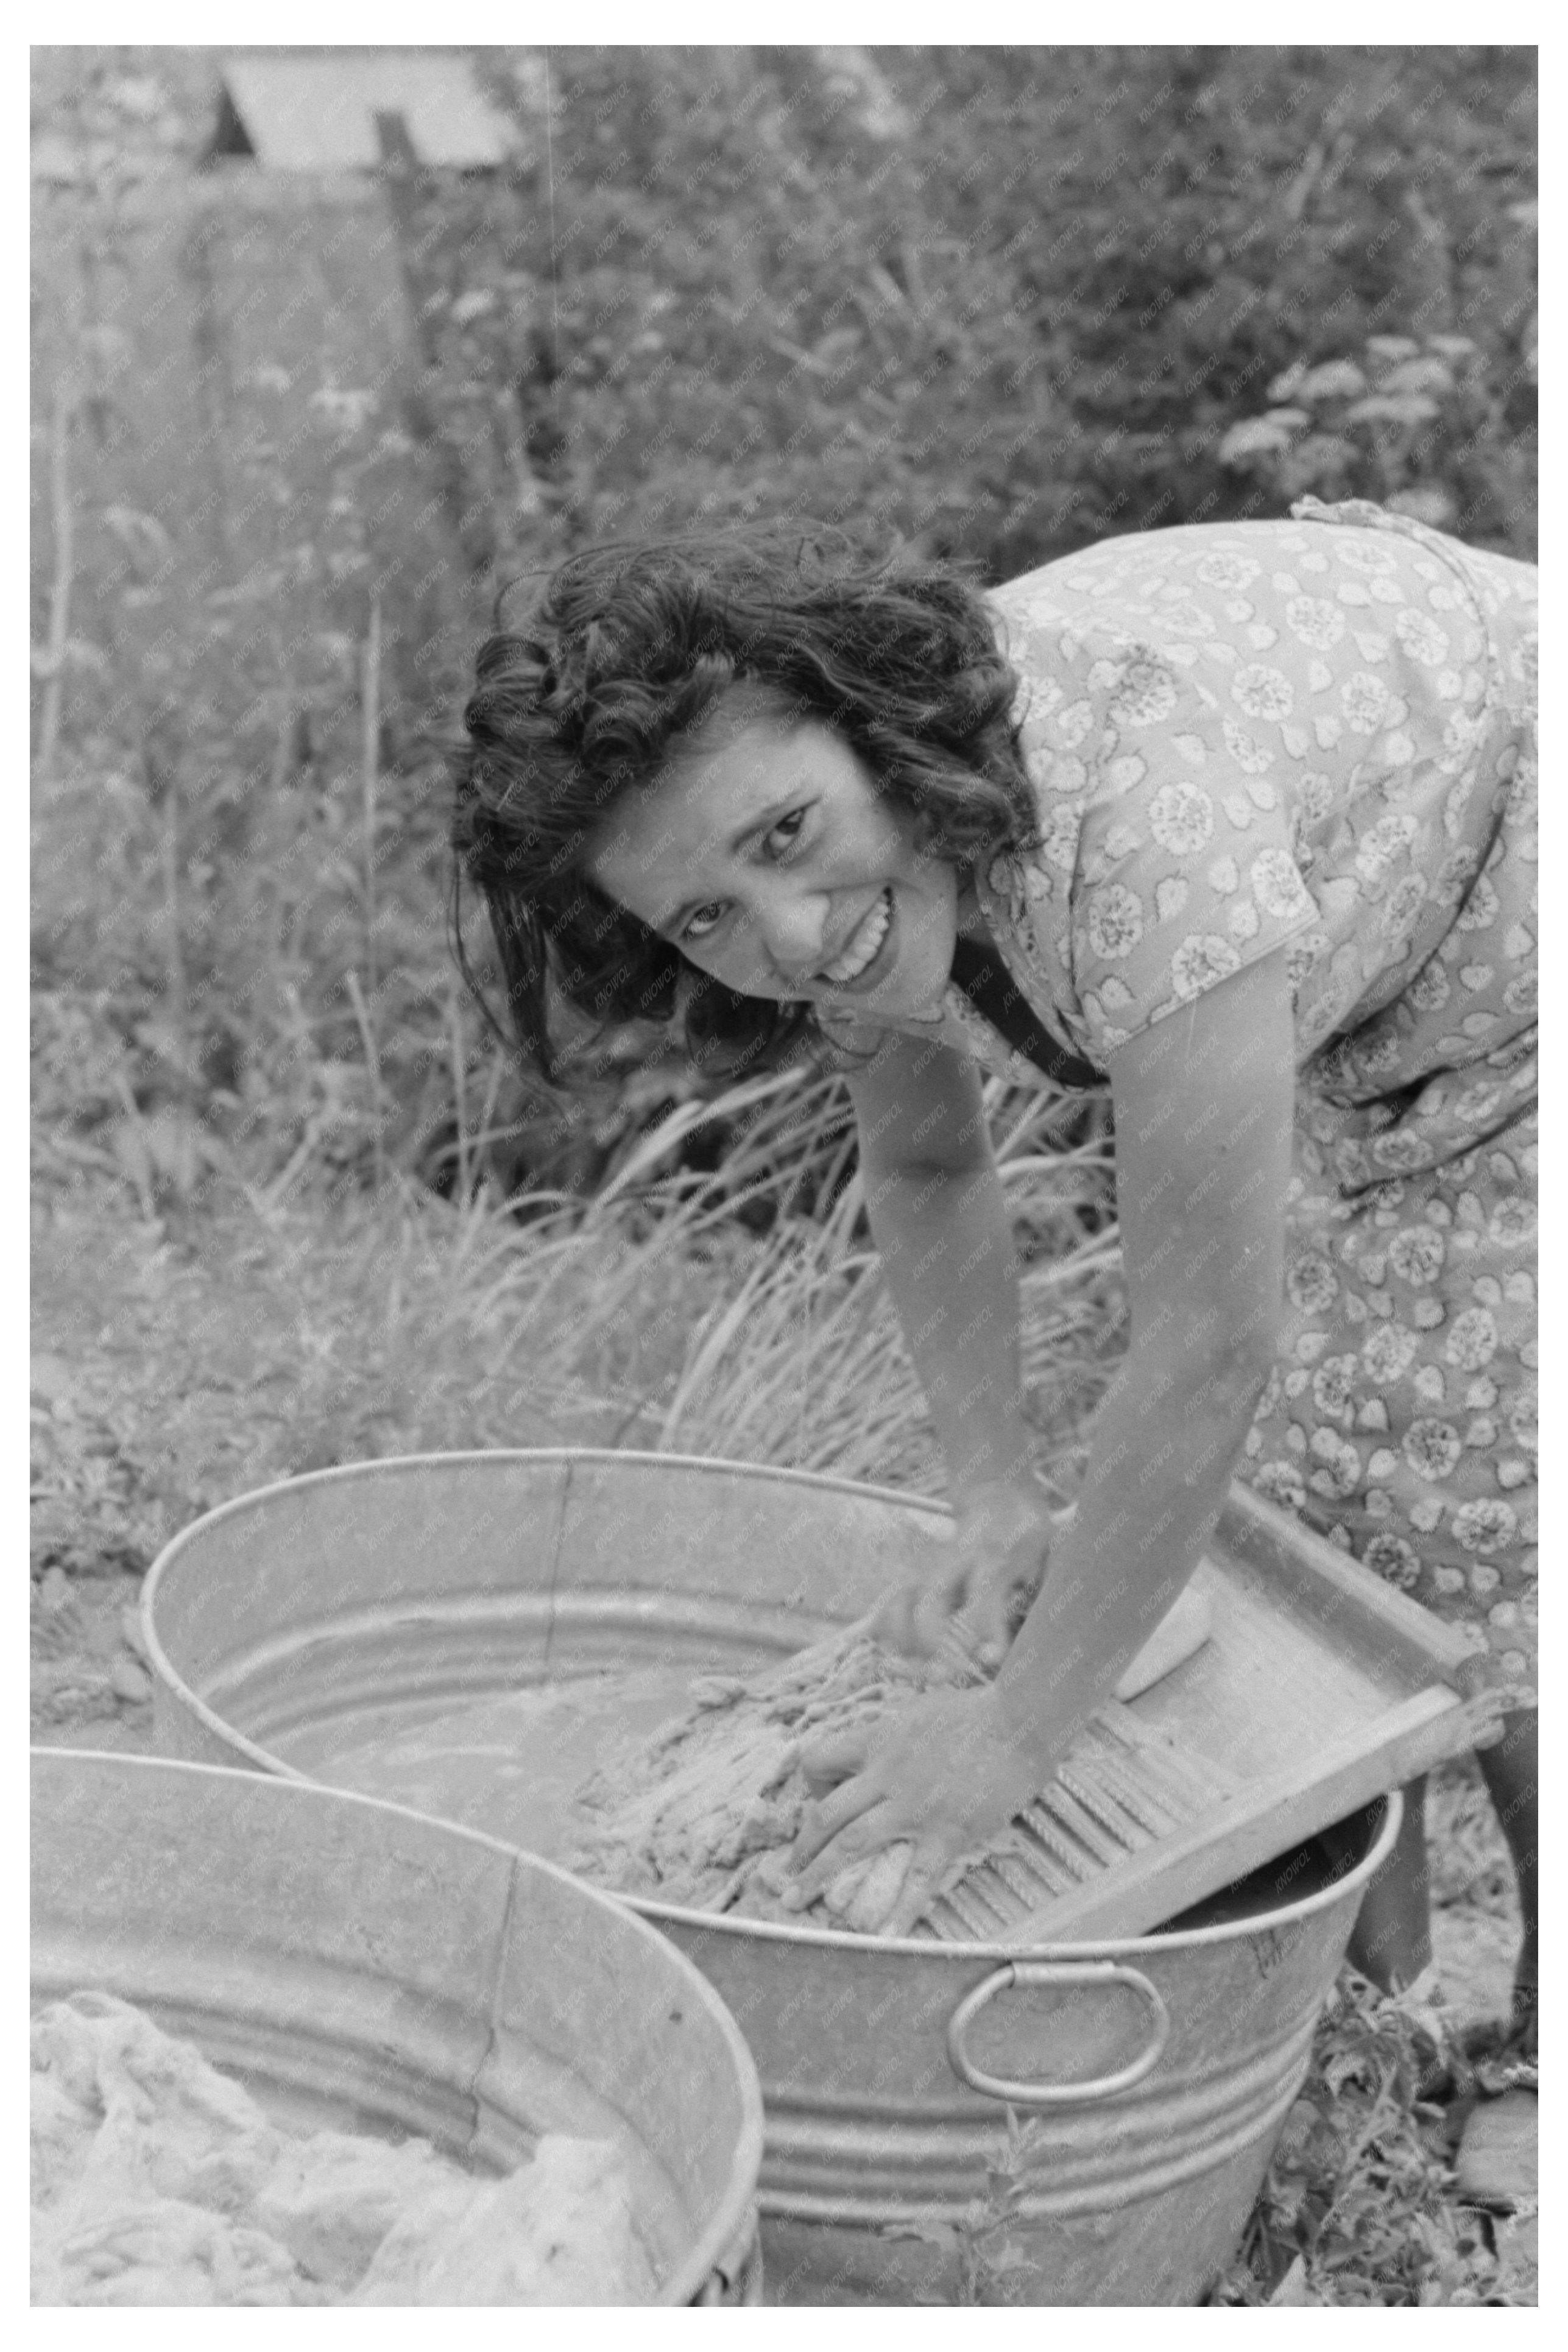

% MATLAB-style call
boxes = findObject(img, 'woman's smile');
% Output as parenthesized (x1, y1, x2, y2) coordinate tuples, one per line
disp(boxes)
(585, 691, 959, 1017)
(819, 886, 893, 989)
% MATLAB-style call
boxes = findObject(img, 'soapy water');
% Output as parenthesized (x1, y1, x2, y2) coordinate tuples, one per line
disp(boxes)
(318, 1664, 713, 1860)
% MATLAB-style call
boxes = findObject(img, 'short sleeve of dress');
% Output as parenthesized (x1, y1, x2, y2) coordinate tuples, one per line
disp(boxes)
(1064, 640, 1321, 1059)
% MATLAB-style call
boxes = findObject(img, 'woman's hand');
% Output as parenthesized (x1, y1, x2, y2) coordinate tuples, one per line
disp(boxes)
(872, 1476, 1056, 1671)
(783, 1683, 1063, 1937)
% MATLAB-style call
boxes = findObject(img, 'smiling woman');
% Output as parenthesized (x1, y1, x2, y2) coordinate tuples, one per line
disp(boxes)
(450, 528, 1031, 1086)
(450, 507, 1537, 2044)
(582, 693, 959, 1019)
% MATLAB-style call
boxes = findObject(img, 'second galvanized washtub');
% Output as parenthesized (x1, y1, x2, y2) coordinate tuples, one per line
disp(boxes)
(143, 1449, 1398, 2305)
(32, 1746, 765, 2304)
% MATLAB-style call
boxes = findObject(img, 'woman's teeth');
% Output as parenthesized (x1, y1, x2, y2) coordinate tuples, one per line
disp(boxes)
(821, 889, 892, 986)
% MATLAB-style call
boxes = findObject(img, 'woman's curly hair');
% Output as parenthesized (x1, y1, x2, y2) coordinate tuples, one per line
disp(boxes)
(450, 521, 1038, 1088)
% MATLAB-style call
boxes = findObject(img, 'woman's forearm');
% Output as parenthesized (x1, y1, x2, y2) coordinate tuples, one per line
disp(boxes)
(861, 1154, 1034, 1499)
(994, 1338, 1266, 1756)
(991, 953, 1296, 1759)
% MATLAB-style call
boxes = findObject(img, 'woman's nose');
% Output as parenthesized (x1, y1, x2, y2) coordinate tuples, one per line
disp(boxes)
(750, 884, 832, 982)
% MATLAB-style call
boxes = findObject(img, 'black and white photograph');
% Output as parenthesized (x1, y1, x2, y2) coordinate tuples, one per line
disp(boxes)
(30, 30, 1539, 2311)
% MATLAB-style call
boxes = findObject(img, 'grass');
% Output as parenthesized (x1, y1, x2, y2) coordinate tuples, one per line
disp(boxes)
(1209, 1966, 1531, 2307)
(32, 1062, 1121, 1584)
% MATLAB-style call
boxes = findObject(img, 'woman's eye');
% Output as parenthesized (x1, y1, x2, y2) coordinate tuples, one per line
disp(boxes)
(680, 812, 807, 944)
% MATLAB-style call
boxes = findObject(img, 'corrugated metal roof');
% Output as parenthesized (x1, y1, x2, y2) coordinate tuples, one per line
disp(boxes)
(215, 54, 520, 170)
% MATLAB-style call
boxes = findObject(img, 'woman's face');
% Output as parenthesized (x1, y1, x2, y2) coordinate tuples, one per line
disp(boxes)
(585, 693, 961, 1018)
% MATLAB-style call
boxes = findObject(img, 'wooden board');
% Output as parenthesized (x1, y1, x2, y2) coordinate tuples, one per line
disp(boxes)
(920, 1482, 1502, 1946)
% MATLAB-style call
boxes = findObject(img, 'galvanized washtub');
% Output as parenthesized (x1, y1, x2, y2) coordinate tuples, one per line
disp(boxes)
(31, 1746, 765, 2306)
(143, 1450, 1398, 2305)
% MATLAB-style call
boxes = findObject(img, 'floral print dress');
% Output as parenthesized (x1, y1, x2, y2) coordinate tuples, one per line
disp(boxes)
(823, 500, 1538, 1704)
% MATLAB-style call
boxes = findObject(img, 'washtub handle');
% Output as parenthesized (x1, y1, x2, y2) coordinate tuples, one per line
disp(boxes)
(945, 1959, 1171, 2107)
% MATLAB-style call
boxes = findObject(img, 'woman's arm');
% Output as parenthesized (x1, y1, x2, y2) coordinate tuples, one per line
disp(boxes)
(788, 945, 1299, 1924)
(846, 1029, 1055, 1652)
(847, 1029, 1033, 1497)
(992, 945, 1297, 1756)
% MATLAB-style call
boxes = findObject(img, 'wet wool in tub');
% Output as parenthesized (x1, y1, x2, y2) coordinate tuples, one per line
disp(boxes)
(31, 1991, 660, 2305)
(569, 1621, 958, 1932)
(567, 1614, 1222, 1938)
